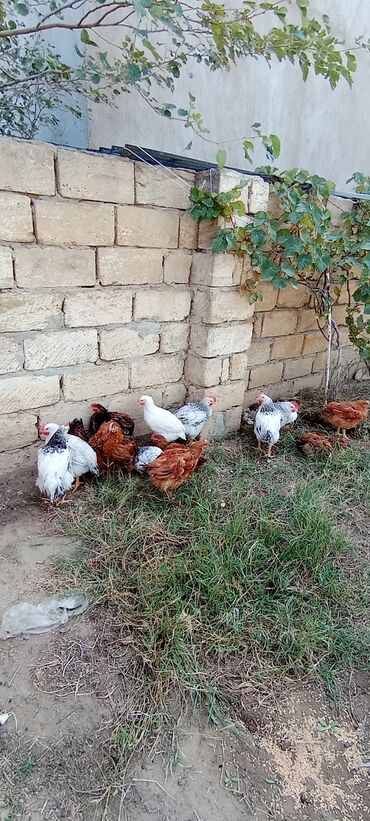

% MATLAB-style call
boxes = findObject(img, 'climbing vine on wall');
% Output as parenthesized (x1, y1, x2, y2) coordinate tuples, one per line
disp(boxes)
(189, 167, 370, 372)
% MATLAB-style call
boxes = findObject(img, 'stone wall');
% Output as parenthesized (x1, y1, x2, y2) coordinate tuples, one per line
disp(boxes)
(0, 138, 360, 454)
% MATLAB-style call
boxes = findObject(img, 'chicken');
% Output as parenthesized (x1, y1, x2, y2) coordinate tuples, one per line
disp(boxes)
(297, 431, 349, 456)
(68, 418, 89, 442)
(37, 426, 74, 503)
(173, 395, 216, 439)
(254, 393, 282, 458)
(256, 394, 300, 427)
(146, 440, 208, 495)
(273, 399, 300, 427)
(134, 445, 163, 474)
(138, 395, 186, 442)
(88, 402, 135, 437)
(319, 400, 369, 440)
(42, 423, 99, 490)
(151, 433, 208, 468)
(89, 420, 138, 474)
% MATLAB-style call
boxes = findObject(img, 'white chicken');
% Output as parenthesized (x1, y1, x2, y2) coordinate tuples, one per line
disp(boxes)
(134, 445, 163, 474)
(174, 395, 216, 439)
(37, 426, 74, 502)
(254, 394, 282, 458)
(41, 423, 99, 490)
(138, 395, 186, 442)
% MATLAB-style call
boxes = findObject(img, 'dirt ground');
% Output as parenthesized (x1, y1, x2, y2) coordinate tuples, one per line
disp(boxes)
(0, 447, 369, 821)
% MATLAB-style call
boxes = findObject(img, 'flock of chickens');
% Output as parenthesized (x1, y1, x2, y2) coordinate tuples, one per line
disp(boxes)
(36, 391, 369, 504)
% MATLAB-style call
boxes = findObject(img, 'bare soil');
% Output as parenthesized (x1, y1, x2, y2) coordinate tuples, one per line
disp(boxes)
(0, 448, 369, 821)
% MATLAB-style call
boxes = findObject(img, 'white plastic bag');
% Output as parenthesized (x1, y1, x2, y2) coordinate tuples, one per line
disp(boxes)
(0, 594, 88, 639)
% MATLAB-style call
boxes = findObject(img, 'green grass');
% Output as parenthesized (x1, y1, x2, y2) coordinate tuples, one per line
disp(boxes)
(60, 430, 369, 706)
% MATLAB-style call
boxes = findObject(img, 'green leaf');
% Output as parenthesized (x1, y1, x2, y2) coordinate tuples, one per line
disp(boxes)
(184, 141, 193, 151)
(216, 148, 227, 170)
(126, 63, 142, 82)
(177, 108, 188, 117)
(15, 2, 29, 15)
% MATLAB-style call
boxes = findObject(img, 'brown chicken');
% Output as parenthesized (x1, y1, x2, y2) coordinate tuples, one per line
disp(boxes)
(89, 402, 135, 437)
(89, 420, 138, 474)
(151, 433, 208, 468)
(147, 439, 208, 495)
(68, 418, 89, 442)
(320, 400, 369, 440)
(297, 431, 349, 456)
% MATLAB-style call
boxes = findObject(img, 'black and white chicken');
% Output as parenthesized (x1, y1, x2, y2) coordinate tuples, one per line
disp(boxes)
(174, 395, 217, 439)
(134, 445, 163, 474)
(37, 425, 74, 502)
(254, 394, 282, 458)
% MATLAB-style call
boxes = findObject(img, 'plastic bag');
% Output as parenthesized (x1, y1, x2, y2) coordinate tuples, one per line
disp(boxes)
(0, 594, 88, 639)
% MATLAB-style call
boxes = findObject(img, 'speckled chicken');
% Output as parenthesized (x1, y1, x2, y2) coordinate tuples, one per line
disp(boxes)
(173, 395, 216, 439)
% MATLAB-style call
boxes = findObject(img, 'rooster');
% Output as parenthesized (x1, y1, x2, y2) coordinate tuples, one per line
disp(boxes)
(147, 439, 208, 495)
(37, 426, 74, 503)
(138, 395, 186, 442)
(254, 394, 282, 458)
(297, 431, 349, 456)
(89, 402, 135, 437)
(89, 420, 138, 474)
(174, 395, 216, 439)
(319, 400, 369, 440)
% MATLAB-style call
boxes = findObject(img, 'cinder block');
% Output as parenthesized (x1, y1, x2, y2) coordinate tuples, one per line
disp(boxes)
(0, 292, 62, 332)
(0, 373, 60, 412)
(64, 290, 132, 328)
(117, 205, 179, 248)
(190, 323, 252, 357)
(130, 353, 184, 388)
(0, 247, 13, 288)
(185, 353, 222, 387)
(249, 361, 284, 388)
(230, 352, 248, 380)
(283, 357, 314, 380)
(271, 334, 304, 360)
(34, 199, 115, 245)
(301, 333, 328, 356)
(0, 411, 38, 452)
(98, 247, 163, 285)
(14, 246, 96, 288)
(164, 251, 191, 284)
(135, 163, 194, 209)
(134, 288, 190, 322)
(296, 310, 319, 333)
(257, 283, 278, 312)
(162, 382, 187, 407)
(192, 289, 254, 324)
(0, 193, 33, 242)
(0, 336, 24, 374)
(63, 363, 129, 401)
(191, 252, 242, 287)
(24, 329, 98, 370)
(179, 212, 198, 249)
(277, 285, 309, 308)
(262, 310, 298, 337)
(247, 342, 271, 366)
(0, 137, 55, 195)
(57, 148, 134, 203)
(100, 326, 159, 360)
(160, 323, 189, 353)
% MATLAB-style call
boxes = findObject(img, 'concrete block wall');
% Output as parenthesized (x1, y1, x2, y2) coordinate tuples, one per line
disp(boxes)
(0, 137, 197, 452)
(0, 137, 361, 453)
